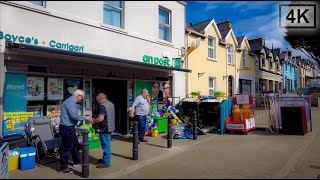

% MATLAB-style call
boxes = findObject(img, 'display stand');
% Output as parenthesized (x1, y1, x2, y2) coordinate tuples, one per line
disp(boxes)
(225, 94, 256, 134)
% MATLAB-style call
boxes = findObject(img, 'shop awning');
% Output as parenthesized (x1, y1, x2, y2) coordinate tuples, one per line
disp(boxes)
(5, 42, 191, 73)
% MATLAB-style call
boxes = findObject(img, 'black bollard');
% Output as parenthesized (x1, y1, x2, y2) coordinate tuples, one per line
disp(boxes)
(192, 111, 197, 140)
(82, 129, 89, 178)
(132, 120, 139, 160)
(167, 115, 172, 148)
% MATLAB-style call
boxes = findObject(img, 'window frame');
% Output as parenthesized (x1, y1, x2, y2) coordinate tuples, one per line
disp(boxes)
(242, 49, 248, 67)
(103, 1, 125, 29)
(227, 44, 234, 65)
(207, 36, 216, 60)
(27, 1, 45, 7)
(208, 77, 216, 95)
(158, 6, 172, 42)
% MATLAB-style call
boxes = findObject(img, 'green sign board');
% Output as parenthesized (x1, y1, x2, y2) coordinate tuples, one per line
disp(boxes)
(173, 58, 181, 69)
(142, 55, 170, 67)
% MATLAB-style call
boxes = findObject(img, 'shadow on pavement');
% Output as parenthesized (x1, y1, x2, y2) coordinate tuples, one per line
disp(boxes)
(112, 152, 132, 160)
(145, 143, 167, 148)
(112, 136, 133, 143)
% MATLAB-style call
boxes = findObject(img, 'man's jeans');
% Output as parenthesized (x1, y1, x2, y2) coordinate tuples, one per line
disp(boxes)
(135, 115, 147, 141)
(59, 125, 80, 170)
(99, 132, 112, 166)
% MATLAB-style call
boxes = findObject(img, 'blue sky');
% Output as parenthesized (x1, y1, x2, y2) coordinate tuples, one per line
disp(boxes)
(186, 1, 307, 58)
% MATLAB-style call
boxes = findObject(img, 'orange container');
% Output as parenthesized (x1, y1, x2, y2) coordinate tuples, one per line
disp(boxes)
(242, 105, 251, 120)
(232, 105, 241, 122)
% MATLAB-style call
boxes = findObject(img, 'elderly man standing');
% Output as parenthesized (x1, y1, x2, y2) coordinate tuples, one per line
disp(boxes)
(59, 89, 91, 175)
(130, 89, 150, 142)
(89, 93, 115, 168)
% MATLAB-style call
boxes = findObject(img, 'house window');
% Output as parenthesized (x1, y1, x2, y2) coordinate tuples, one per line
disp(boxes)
(208, 77, 216, 96)
(159, 7, 171, 42)
(28, 1, 44, 6)
(208, 36, 216, 59)
(103, 1, 124, 28)
(270, 61, 273, 69)
(290, 65, 292, 73)
(285, 64, 288, 71)
(242, 50, 247, 67)
(227, 44, 233, 64)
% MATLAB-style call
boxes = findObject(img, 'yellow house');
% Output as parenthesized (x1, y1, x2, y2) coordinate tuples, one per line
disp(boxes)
(186, 19, 244, 97)
(236, 36, 255, 95)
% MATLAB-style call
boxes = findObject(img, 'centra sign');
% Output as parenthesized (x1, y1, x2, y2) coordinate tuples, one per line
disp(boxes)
(142, 55, 170, 67)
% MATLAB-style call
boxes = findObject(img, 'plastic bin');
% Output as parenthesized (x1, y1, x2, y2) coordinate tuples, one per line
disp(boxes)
(19, 146, 36, 170)
(154, 117, 168, 133)
(8, 149, 20, 171)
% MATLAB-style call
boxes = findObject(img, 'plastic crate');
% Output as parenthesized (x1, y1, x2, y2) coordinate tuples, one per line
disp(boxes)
(8, 149, 20, 171)
(154, 117, 168, 133)
(19, 146, 36, 170)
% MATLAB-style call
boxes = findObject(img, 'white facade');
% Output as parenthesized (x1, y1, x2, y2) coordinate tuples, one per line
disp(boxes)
(0, 1, 187, 98)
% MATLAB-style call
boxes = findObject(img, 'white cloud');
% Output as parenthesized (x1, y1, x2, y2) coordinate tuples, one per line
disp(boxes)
(265, 39, 283, 48)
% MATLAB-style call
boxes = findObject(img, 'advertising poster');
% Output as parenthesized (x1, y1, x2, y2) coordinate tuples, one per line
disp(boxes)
(0, 142, 9, 179)
(3, 73, 27, 112)
(64, 79, 82, 99)
(26, 76, 44, 101)
(47, 105, 61, 124)
(3, 112, 34, 136)
(135, 80, 171, 112)
(27, 106, 43, 117)
(47, 78, 64, 100)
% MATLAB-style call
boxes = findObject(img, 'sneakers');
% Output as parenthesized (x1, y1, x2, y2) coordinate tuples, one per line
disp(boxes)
(96, 163, 111, 168)
(61, 168, 73, 175)
(139, 139, 148, 142)
(72, 162, 82, 167)
(97, 159, 103, 164)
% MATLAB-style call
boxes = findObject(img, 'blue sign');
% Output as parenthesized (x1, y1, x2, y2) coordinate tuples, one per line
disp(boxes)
(4, 74, 27, 112)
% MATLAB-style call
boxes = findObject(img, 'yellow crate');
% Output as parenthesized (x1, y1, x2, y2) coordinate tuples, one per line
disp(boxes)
(8, 154, 19, 171)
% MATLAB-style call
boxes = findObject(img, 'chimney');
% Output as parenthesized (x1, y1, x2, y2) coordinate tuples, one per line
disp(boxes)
(217, 20, 232, 30)
(248, 37, 265, 46)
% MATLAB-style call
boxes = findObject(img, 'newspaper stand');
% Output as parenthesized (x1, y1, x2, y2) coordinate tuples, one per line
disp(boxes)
(225, 94, 256, 135)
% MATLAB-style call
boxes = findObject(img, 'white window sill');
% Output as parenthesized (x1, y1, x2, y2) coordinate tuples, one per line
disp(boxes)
(242, 66, 249, 69)
(207, 58, 217, 62)
(228, 63, 235, 66)
(100, 23, 128, 35)
(157, 39, 174, 47)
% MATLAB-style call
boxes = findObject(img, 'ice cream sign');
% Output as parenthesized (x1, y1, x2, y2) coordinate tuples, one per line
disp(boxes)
(0, 30, 85, 52)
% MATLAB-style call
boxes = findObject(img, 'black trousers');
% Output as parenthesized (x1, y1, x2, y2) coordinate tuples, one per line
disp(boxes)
(59, 125, 80, 170)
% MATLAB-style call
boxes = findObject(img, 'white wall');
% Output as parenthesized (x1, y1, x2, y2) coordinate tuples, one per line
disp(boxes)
(0, 1, 186, 98)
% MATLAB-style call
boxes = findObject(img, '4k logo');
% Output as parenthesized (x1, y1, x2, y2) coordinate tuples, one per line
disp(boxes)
(279, 4, 316, 28)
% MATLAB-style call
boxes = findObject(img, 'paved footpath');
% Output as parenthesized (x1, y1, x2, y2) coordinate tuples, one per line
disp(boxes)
(10, 108, 320, 179)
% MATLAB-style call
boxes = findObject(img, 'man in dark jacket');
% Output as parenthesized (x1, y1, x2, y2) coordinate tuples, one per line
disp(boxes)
(90, 93, 115, 168)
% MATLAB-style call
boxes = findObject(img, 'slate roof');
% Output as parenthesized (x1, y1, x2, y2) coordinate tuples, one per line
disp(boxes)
(248, 41, 263, 52)
(279, 52, 287, 60)
(271, 48, 281, 57)
(236, 36, 245, 46)
(217, 23, 231, 39)
(188, 19, 212, 32)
